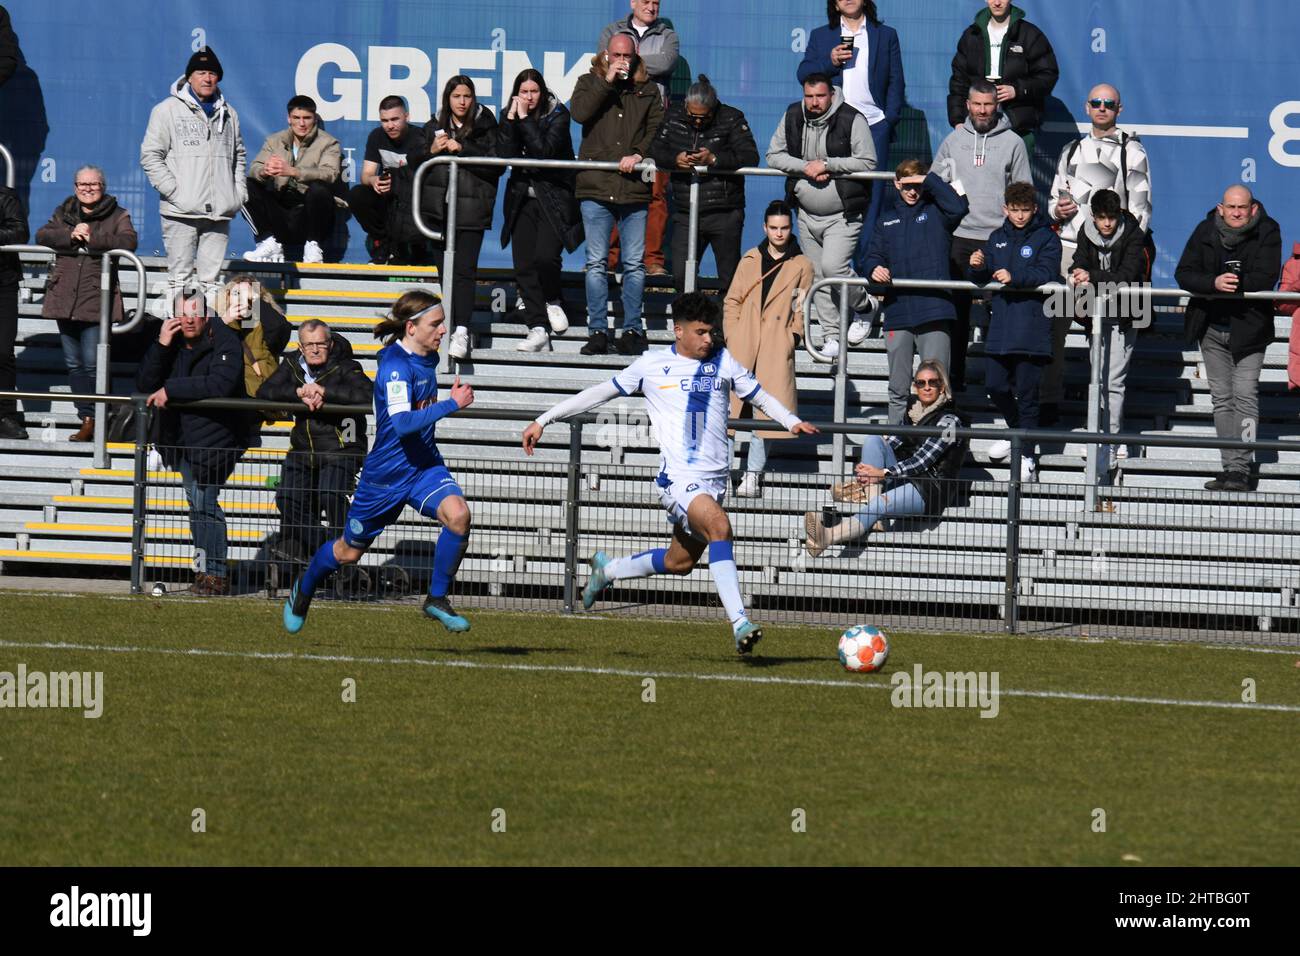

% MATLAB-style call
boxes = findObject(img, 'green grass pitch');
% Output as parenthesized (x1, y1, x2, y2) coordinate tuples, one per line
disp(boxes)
(1, 591, 1296, 865)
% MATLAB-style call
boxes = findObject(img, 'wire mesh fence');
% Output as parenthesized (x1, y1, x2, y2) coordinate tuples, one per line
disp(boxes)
(132, 415, 1300, 647)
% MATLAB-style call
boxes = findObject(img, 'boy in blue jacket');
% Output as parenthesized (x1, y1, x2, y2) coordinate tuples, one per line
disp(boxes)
(863, 158, 969, 423)
(969, 181, 1061, 479)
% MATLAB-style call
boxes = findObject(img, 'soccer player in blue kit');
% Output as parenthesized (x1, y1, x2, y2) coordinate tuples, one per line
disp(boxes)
(283, 289, 476, 634)
(522, 293, 819, 654)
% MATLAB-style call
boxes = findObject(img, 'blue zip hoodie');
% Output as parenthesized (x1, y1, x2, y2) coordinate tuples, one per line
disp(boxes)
(862, 171, 969, 330)
(970, 209, 1061, 356)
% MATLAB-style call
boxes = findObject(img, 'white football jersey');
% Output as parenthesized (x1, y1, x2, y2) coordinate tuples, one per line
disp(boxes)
(612, 346, 795, 481)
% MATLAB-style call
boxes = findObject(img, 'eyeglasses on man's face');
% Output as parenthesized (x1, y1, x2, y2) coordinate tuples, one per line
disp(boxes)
(301, 340, 332, 351)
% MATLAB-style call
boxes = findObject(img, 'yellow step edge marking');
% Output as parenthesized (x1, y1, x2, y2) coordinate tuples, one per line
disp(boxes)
(286, 289, 428, 300)
(24, 522, 262, 540)
(79, 468, 285, 484)
(294, 262, 438, 274)
(0, 550, 130, 562)
(285, 342, 382, 353)
(289, 316, 384, 326)
(52, 496, 275, 511)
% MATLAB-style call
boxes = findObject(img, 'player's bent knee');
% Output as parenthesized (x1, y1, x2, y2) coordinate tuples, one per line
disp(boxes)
(665, 555, 696, 575)
(333, 538, 366, 564)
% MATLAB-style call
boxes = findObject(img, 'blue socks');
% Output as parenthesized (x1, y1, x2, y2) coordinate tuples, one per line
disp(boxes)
(707, 540, 747, 630)
(299, 539, 341, 598)
(605, 548, 668, 582)
(429, 528, 468, 598)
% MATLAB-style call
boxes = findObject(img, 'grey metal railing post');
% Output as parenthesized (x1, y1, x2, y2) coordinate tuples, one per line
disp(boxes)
(92, 249, 149, 469)
(442, 159, 460, 372)
(562, 420, 584, 613)
(1004, 433, 1023, 633)
(833, 280, 851, 477)
(129, 393, 150, 594)
(684, 168, 702, 293)
(1083, 289, 1106, 512)
(0, 143, 13, 189)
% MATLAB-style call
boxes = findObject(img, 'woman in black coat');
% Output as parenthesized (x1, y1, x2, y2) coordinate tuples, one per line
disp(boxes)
(498, 69, 582, 352)
(419, 74, 502, 360)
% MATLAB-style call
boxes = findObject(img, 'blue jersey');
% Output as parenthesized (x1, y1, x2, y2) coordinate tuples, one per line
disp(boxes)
(360, 341, 460, 489)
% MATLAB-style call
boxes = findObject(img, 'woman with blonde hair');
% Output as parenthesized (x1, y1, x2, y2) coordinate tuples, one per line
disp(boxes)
(804, 358, 968, 555)
(214, 273, 291, 399)
(724, 199, 814, 498)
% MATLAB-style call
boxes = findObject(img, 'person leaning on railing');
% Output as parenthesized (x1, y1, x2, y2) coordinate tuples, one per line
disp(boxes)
(34, 165, 138, 442)
(804, 359, 969, 557)
(137, 289, 250, 596)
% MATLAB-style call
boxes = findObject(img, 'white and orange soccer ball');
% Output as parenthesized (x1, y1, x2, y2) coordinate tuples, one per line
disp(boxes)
(837, 624, 890, 673)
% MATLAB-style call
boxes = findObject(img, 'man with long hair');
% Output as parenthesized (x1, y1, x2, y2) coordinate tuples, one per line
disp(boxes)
(282, 289, 477, 634)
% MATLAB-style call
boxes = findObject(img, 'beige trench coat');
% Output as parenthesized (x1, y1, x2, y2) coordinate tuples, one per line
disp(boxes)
(723, 247, 813, 438)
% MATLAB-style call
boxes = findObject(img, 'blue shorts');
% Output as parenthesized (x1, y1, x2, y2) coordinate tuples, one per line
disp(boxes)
(343, 465, 464, 547)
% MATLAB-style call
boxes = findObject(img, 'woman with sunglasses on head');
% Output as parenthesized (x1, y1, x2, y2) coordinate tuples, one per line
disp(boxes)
(419, 75, 503, 361)
(804, 359, 968, 556)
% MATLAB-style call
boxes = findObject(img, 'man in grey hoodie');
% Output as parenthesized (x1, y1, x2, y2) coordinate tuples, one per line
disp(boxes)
(932, 79, 1030, 389)
(767, 73, 876, 357)
(140, 47, 246, 305)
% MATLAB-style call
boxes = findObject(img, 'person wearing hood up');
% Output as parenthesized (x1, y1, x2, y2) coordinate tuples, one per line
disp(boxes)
(767, 72, 877, 359)
(933, 79, 1029, 393)
(1175, 186, 1281, 492)
(969, 180, 1061, 482)
(140, 46, 246, 305)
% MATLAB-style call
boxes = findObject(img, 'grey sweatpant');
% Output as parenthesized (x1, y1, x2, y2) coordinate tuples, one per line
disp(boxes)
(885, 321, 951, 424)
(1200, 325, 1264, 475)
(161, 215, 230, 303)
(798, 209, 867, 340)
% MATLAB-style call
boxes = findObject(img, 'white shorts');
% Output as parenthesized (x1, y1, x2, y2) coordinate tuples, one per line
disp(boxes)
(655, 473, 728, 540)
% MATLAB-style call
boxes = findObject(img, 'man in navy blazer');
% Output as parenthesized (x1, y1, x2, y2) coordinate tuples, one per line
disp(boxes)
(798, 0, 905, 258)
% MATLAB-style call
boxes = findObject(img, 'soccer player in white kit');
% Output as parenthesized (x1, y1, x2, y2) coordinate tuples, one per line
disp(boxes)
(522, 293, 819, 654)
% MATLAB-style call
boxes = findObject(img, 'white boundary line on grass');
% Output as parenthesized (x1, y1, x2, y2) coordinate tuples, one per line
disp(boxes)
(2, 638, 1298, 714)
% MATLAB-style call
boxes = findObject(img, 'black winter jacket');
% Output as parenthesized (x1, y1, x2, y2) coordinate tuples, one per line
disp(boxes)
(1176, 204, 1282, 357)
(1069, 211, 1150, 329)
(947, 5, 1059, 134)
(649, 103, 759, 215)
(0, 185, 29, 284)
(418, 104, 503, 232)
(256, 336, 371, 458)
(497, 96, 582, 252)
(136, 317, 249, 485)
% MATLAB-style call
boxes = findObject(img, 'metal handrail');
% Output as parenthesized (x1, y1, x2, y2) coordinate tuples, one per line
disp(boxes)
(804, 275, 1300, 485)
(411, 154, 893, 368)
(0, 143, 12, 189)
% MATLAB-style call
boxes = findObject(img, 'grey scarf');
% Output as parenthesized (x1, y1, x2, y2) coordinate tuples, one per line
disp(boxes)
(1217, 208, 1260, 250)
(1083, 218, 1125, 271)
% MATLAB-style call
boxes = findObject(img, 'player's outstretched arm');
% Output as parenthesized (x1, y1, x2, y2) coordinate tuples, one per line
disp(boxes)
(522, 380, 623, 456)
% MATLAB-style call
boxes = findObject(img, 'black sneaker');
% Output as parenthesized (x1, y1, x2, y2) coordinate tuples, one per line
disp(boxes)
(617, 328, 647, 355)
(580, 331, 609, 355)
(1221, 471, 1250, 492)
(1038, 402, 1060, 427)
(367, 237, 391, 264)
(0, 415, 28, 440)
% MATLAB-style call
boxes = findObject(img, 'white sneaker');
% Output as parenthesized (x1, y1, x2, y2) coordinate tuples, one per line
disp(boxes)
(447, 327, 470, 360)
(244, 236, 284, 263)
(847, 319, 870, 346)
(988, 439, 1012, 460)
(302, 240, 325, 264)
(1020, 457, 1037, 482)
(735, 472, 762, 498)
(822, 338, 840, 359)
(547, 301, 569, 335)
(146, 447, 165, 472)
(516, 326, 552, 352)
(1114, 444, 1129, 461)
(515, 297, 526, 311)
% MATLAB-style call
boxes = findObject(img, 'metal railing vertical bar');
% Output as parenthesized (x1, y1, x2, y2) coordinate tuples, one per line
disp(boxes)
(1004, 433, 1023, 633)
(563, 420, 584, 613)
(93, 249, 148, 468)
(0, 143, 13, 189)
(129, 393, 149, 594)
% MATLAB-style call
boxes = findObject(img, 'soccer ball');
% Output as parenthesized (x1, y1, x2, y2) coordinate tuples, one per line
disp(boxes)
(837, 625, 890, 673)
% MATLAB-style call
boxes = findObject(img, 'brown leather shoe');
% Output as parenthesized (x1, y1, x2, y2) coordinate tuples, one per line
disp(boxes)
(68, 417, 94, 442)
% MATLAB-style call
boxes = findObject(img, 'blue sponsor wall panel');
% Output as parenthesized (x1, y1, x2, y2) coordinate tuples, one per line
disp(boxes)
(1, 1, 1295, 283)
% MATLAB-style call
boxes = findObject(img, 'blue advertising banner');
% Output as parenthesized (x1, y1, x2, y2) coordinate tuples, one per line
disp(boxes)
(1, 1, 1296, 282)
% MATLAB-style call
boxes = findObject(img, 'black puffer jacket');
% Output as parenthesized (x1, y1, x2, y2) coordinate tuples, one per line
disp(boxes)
(649, 103, 759, 215)
(1176, 203, 1282, 357)
(256, 336, 371, 457)
(0, 185, 29, 284)
(417, 104, 503, 232)
(947, 5, 1059, 134)
(498, 95, 582, 252)
(136, 317, 249, 485)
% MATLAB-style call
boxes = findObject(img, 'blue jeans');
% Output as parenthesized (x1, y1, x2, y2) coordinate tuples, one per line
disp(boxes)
(852, 436, 926, 533)
(178, 457, 229, 579)
(57, 320, 101, 420)
(581, 200, 647, 332)
(854, 119, 893, 271)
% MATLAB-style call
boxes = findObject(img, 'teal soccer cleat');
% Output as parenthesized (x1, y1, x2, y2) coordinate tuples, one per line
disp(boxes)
(423, 595, 471, 632)
(734, 619, 763, 655)
(283, 579, 312, 634)
(582, 551, 612, 610)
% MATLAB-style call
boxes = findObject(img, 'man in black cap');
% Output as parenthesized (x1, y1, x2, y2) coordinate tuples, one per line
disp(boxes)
(140, 46, 246, 306)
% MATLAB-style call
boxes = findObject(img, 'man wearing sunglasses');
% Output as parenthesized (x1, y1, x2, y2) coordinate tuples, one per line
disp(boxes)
(1044, 84, 1152, 426)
